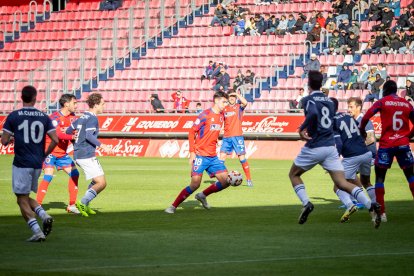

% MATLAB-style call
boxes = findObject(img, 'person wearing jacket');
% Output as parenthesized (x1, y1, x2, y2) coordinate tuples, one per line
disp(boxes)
(302, 53, 321, 78)
(171, 90, 190, 113)
(150, 94, 165, 113)
(334, 64, 352, 92)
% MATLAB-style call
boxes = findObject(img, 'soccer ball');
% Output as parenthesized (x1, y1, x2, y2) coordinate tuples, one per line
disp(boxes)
(227, 171, 243, 186)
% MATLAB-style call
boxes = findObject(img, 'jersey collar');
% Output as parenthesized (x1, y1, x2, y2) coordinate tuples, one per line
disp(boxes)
(86, 111, 96, 116)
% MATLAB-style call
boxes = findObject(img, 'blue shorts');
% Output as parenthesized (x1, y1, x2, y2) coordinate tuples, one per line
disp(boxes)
(192, 155, 227, 178)
(220, 136, 246, 155)
(43, 154, 76, 171)
(375, 145, 414, 169)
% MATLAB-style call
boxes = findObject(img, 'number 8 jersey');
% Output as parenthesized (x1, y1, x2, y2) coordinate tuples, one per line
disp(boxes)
(363, 94, 414, 148)
(2, 107, 55, 169)
(300, 91, 336, 148)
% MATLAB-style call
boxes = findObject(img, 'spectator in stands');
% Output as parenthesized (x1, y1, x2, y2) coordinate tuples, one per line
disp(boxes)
(290, 13, 306, 33)
(323, 29, 342, 55)
(354, 0, 369, 20)
(245, 17, 259, 36)
(213, 68, 230, 91)
(150, 94, 164, 113)
(212, 62, 226, 79)
(377, 63, 388, 80)
(348, 20, 361, 37)
(195, 103, 203, 114)
(302, 53, 321, 79)
(326, 21, 337, 34)
(302, 11, 318, 33)
(365, 74, 384, 102)
(210, 4, 227, 27)
(225, 3, 237, 25)
(232, 16, 245, 36)
(338, 18, 351, 33)
(348, 69, 360, 89)
(390, 0, 401, 17)
(400, 27, 414, 54)
(233, 70, 244, 91)
(363, 30, 383, 54)
(367, 66, 379, 88)
(258, 14, 272, 35)
(325, 11, 336, 27)
(289, 88, 304, 111)
(381, 28, 397, 53)
(266, 15, 279, 35)
(172, 90, 190, 113)
(368, 0, 382, 21)
(356, 64, 370, 89)
(238, 70, 255, 94)
(287, 14, 296, 32)
(394, 7, 411, 31)
(201, 60, 215, 81)
(405, 80, 414, 101)
(339, 0, 356, 22)
(343, 31, 360, 54)
(372, 6, 394, 31)
(334, 64, 352, 92)
(320, 66, 328, 87)
(276, 15, 289, 35)
(316, 12, 326, 28)
(306, 22, 322, 42)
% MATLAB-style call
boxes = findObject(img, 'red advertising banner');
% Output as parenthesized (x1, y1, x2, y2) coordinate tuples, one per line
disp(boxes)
(0, 114, 383, 135)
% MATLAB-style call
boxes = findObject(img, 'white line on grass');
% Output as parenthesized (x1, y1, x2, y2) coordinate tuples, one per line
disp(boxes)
(37, 251, 414, 272)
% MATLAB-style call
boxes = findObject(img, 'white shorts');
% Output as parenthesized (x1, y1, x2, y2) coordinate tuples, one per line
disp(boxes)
(75, 157, 104, 180)
(12, 165, 42, 194)
(343, 151, 372, 180)
(294, 146, 344, 172)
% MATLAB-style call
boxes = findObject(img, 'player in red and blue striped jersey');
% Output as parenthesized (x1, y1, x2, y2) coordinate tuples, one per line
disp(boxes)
(165, 91, 231, 213)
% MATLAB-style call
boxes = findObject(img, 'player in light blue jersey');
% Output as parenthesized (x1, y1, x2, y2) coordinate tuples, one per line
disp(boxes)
(288, 71, 381, 228)
(66, 93, 111, 217)
(331, 98, 377, 223)
(1, 86, 59, 242)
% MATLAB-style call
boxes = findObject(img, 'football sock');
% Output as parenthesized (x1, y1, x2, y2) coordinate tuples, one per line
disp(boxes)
(366, 186, 376, 203)
(336, 189, 354, 209)
(36, 174, 53, 205)
(240, 159, 252, 181)
(406, 176, 414, 198)
(172, 186, 193, 208)
(202, 181, 226, 197)
(294, 184, 309, 206)
(88, 181, 95, 190)
(375, 182, 385, 214)
(34, 206, 48, 221)
(81, 188, 97, 205)
(351, 187, 371, 209)
(27, 218, 42, 234)
(67, 169, 79, 205)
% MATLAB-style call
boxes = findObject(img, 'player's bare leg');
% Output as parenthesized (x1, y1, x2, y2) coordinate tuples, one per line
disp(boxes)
(329, 170, 381, 228)
(238, 154, 253, 187)
(63, 167, 79, 214)
(36, 167, 54, 205)
(165, 175, 202, 213)
(289, 164, 314, 224)
(196, 172, 230, 210)
(76, 175, 106, 217)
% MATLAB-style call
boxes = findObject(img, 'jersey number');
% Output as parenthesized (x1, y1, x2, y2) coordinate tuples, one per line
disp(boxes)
(17, 120, 44, 144)
(75, 125, 83, 143)
(321, 106, 332, 129)
(392, 111, 403, 131)
(339, 119, 360, 138)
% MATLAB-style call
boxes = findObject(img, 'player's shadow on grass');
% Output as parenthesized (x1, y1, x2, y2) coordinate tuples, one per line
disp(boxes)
(181, 200, 201, 210)
(203, 180, 216, 185)
(42, 201, 67, 210)
(311, 197, 338, 204)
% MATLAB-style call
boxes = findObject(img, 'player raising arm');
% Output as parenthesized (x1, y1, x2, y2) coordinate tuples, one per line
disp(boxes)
(359, 80, 414, 222)
(165, 91, 231, 213)
(1, 86, 58, 242)
(36, 94, 80, 214)
(220, 90, 253, 186)
(66, 93, 111, 217)
(288, 71, 381, 228)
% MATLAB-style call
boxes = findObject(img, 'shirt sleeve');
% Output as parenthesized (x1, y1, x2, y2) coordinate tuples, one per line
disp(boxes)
(300, 100, 317, 131)
(189, 112, 207, 153)
(66, 119, 78, 134)
(365, 120, 375, 132)
(2, 113, 15, 134)
(360, 101, 381, 130)
(45, 116, 56, 134)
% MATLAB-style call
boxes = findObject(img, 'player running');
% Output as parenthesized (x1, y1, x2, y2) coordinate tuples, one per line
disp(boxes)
(36, 94, 80, 214)
(331, 98, 376, 223)
(220, 90, 253, 187)
(165, 91, 231, 214)
(288, 71, 381, 227)
(359, 80, 414, 222)
(1, 86, 58, 241)
(66, 93, 111, 217)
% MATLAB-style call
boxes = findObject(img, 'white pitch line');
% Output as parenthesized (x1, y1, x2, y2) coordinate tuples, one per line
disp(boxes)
(37, 251, 414, 272)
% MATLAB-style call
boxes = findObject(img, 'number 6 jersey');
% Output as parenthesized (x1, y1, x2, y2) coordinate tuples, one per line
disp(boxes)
(300, 91, 336, 148)
(361, 94, 414, 148)
(2, 107, 55, 168)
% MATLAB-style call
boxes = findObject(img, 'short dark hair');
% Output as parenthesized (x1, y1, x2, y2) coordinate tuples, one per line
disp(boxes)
(21, 85, 37, 103)
(196, 102, 202, 106)
(213, 91, 229, 101)
(86, 93, 103, 108)
(382, 80, 398, 97)
(347, 97, 362, 108)
(308, 70, 323, 90)
(59, 93, 76, 108)
(330, 97, 339, 113)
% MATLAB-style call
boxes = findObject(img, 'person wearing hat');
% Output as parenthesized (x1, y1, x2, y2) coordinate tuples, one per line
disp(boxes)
(302, 53, 320, 79)
(150, 94, 165, 113)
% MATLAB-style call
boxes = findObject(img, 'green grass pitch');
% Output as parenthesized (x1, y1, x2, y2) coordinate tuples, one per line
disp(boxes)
(0, 155, 414, 275)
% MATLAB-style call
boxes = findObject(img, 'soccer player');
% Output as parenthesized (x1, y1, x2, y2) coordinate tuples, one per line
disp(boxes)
(360, 80, 414, 222)
(66, 93, 111, 217)
(36, 94, 80, 214)
(331, 98, 375, 223)
(288, 71, 381, 227)
(165, 91, 230, 214)
(1, 86, 59, 242)
(219, 90, 253, 187)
